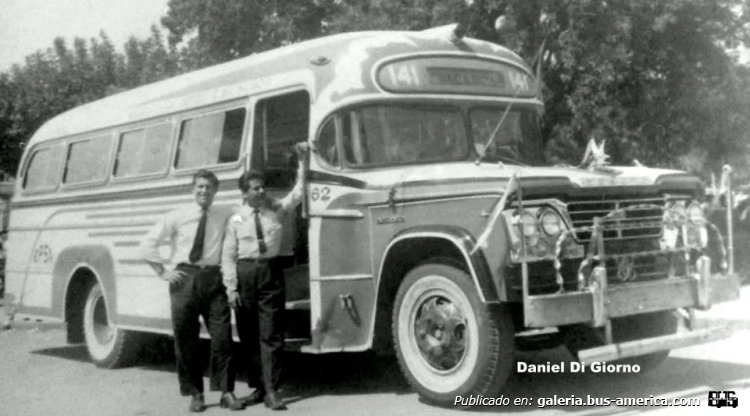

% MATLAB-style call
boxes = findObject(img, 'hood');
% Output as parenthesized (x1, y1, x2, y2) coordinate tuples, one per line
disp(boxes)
(340, 161, 702, 198)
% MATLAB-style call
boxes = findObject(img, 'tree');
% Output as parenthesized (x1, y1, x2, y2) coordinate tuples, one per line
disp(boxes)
(161, 0, 330, 69)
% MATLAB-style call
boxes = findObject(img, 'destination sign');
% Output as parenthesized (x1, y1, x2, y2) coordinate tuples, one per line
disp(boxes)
(427, 67, 505, 88)
(376, 56, 536, 97)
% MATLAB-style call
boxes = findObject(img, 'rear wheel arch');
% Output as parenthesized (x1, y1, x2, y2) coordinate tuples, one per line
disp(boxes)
(55, 245, 117, 327)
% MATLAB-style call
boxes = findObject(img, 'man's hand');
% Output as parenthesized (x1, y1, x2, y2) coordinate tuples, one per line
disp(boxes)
(160, 269, 188, 284)
(294, 142, 309, 157)
(227, 291, 242, 309)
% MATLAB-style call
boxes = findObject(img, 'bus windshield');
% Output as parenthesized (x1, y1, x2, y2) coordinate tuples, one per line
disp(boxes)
(338, 105, 468, 167)
(327, 103, 544, 168)
(469, 106, 545, 166)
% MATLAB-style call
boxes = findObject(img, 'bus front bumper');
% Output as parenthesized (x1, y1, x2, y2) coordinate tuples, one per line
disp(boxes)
(522, 256, 740, 362)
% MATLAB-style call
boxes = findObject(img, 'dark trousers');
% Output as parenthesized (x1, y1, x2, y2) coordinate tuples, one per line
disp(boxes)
(170, 264, 234, 396)
(235, 259, 285, 392)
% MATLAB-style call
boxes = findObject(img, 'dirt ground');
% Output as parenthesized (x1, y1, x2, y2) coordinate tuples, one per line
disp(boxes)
(1, 288, 749, 416)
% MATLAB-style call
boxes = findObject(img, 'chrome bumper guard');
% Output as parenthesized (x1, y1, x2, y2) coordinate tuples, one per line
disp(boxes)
(577, 324, 733, 365)
(522, 255, 740, 361)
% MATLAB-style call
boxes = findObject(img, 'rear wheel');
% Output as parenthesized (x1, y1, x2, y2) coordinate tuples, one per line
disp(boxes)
(83, 282, 138, 368)
(392, 263, 514, 406)
(563, 310, 678, 372)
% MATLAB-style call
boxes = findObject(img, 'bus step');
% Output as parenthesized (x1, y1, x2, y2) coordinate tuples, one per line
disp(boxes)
(284, 338, 312, 351)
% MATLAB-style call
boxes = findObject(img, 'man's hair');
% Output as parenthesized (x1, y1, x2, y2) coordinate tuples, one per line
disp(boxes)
(238, 170, 266, 192)
(191, 169, 219, 189)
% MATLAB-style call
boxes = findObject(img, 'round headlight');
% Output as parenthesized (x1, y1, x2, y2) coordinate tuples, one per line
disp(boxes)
(539, 209, 562, 236)
(520, 212, 538, 238)
(687, 202, 705, 224)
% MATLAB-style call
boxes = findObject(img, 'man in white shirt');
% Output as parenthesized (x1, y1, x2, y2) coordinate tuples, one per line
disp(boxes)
(141, 169, 244, 412)
(222, 143, 306, 411)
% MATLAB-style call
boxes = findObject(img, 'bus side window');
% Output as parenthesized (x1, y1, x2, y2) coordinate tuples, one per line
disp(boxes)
(114, 123, 172, 178)
(62, 135, 112, 186)
(175, 108, 246, 170)
(252, 90, 310, 188)
(23, 144, 64, 192)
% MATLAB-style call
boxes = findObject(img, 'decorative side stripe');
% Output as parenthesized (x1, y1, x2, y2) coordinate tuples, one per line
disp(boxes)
(311, 274, 372, 282)
(113, 241, 140, 247)
(9, 222, 154, 231)
(89, 230, 149, 238)
(10, 222, 155, 232)
(119, 259, 147, 265)
(86, 209, 172, 220)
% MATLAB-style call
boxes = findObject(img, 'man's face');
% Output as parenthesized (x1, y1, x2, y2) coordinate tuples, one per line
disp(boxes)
(193, 177, 217, 209)
(243, 178, 265, 207)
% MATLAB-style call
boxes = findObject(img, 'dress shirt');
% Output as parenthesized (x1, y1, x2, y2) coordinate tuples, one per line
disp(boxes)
(141, 204, 235, 267)
(222, 181, 302, 293)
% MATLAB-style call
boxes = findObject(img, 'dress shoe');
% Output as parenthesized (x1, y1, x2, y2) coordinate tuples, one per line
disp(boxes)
(219, 392, 245, 410)
(242, 388, 265, 406)
(264, 391, 287, 411)
(189, 393, 206, 413)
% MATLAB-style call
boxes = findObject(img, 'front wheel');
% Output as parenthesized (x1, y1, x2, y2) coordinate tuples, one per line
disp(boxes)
(83, 282, 138, 368)
(392, 264, 514, 406)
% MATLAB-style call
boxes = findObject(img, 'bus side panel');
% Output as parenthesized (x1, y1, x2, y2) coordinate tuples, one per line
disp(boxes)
(308, 183, 375, 350)
(369, 195, 506, 296)
(310, 278, 376, 350)
(3, 206, 56, 317)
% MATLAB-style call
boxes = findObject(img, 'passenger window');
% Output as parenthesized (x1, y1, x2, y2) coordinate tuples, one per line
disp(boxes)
(63, 135, 112, 184)
(115, 123, 172, 178)
(252, 91, 309, 187)
(175, 108, 246, 170)
(23, 144, 64, 191)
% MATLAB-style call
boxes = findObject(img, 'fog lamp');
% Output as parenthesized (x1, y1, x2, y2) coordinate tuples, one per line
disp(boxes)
(520, 212, 538, 238)
(531, 237, 550, 258)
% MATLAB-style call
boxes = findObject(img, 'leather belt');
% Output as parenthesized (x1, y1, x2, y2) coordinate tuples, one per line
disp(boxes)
(238, 257, 271, 264)
(177, 263, 220, 270)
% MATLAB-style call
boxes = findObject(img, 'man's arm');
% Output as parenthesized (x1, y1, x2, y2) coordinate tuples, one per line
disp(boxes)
(277, 142, 308, 212)
(140, 214, 186, 284)
(221, 218, 241, 307)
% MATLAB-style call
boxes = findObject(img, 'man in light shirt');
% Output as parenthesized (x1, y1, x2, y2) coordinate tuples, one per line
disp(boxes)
(222, 143, 307, 411)
(141, 169, 244, 412)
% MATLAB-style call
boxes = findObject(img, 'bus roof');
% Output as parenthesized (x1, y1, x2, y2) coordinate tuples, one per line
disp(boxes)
(27, 26, 533, 148)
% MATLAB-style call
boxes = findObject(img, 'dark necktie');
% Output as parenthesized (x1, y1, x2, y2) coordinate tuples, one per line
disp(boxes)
(253, 208, 267, 254)
(189, 208, 208, 263)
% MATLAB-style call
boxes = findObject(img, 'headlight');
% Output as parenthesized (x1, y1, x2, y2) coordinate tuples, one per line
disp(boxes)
(539, 209, 563, 236)
(687, 202, 705, 224)
(520, 212, 538, 238)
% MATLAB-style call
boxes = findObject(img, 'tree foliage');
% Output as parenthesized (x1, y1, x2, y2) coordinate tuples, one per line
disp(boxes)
(0, 28, 178, 175)
(2, 0, 750, 184)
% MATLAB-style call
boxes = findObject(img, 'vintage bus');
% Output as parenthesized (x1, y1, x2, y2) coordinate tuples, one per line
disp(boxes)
(3, 24, 740, 406)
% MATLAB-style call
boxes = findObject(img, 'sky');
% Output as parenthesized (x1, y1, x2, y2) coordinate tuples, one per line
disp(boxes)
(0, 0, 170, 71)
(0, 0, 747, 71)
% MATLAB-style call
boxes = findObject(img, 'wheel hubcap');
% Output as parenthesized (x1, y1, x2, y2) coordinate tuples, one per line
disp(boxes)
(414, 295, 467, 370)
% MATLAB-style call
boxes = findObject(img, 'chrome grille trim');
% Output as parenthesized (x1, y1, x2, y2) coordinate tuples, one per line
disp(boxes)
(565, 196, 669, 243)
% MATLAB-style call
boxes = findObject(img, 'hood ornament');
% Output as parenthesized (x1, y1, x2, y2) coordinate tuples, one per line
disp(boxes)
(580, 138, 617, 174)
